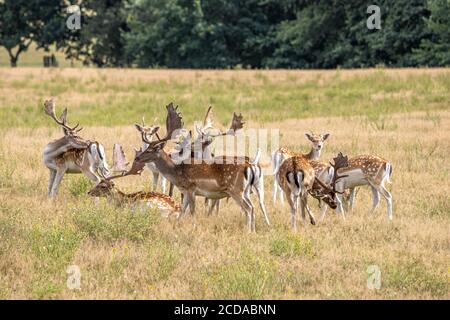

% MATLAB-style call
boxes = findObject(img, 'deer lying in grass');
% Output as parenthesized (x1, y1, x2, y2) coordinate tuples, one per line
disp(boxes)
(42, 98, 110, 197)
(132, 103, 269, 232)
(277, 152, 348, 231)
(272, 132, 330, 205)
(88, 179, 181, 218)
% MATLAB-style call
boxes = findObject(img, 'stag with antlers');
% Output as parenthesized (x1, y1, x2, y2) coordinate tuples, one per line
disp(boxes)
(132, 103, 269, 232)
(42, 98, 110, 197)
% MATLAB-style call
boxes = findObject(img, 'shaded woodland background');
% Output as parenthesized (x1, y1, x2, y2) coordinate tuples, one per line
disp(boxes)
(1, 0, 449, 68)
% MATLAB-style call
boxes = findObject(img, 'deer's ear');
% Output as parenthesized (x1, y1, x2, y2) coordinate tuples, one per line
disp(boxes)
(135, 124, 144, 132)
(323, 133, 330, 141)
(305, 133, 313, 141)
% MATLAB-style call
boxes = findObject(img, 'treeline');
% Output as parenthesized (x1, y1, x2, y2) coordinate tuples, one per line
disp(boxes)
(1, 0, 449, 68)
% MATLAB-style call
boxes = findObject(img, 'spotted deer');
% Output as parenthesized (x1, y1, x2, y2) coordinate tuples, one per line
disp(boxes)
(181, 106, 245, 215)
(272, 132, 330, 205)
(132, 103, 269, 232)
(277, 153, 348, 231)
(88, 179, 181, 218)
(42, 98, 110, 197)
(330, 155, 393, 220)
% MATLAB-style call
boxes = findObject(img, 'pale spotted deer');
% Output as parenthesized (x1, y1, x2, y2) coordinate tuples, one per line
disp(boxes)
(331, 155, 393, 220)
(277, 153, 348, 231)
(132, 103, 269, 232)
(272, 132, 330, 205)
(88, 179, 181, 218)
(42, 98, 110, 197)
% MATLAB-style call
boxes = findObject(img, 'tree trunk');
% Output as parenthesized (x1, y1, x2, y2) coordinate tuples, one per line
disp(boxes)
(10, 57, 17, 67)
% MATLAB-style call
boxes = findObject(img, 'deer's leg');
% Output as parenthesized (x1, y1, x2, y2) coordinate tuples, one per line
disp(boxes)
(187, 194, 197, 228)
(230, 193, 252, 232)
(216, 200, 221, 214)
(287, 193, 297, 232)
(273, 176, 278, 204)
(50, 167, 67, 198)
(160, 175, 167, 194)
(378, 184, 393, 220)
(348, 187, 357, 211)
(178, 192, 190, 220)
(319, 199, 328, 222)
(47, 169, 57, 197)
(168, 182, 174, 197)
(152, 172, 159, 191)
(301, 194, 316, 225)
(369, 185, 380, 214)
(254, 181, 270, 227)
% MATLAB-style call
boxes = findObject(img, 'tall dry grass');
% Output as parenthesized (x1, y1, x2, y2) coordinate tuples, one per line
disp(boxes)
(0, 68, 449, 299)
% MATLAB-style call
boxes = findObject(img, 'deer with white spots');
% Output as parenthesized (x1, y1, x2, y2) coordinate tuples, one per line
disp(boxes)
(88, 179, 181, 218)
(272, 132, 330, 205)
(132, 103, 270, 232)
(42, 98, 110, 198)
(328, 155, 393, 220)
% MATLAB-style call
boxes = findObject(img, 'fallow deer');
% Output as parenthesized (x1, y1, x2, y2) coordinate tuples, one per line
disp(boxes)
(329, 155, 393, 220)
(42, 98, 110, 197)
(277, 153, 348, 231)
(88, 179, 181, 218)
(179, 106, 245, 215)
(134, 117, 172, 195)
(272, 132, 330, 205)
(133, 103, 270, 232)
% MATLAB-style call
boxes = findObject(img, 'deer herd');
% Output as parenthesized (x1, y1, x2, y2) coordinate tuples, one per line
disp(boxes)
(42, 98, 393, 232)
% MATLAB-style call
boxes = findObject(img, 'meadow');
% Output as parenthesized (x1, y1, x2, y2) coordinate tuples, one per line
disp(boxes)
(0, 67, 449, 299)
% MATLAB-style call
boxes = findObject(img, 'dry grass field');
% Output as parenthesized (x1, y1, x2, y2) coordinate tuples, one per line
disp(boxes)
(0, 68, 449, 299)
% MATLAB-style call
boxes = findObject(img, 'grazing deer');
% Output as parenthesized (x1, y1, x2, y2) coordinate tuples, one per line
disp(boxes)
(88, 179, 181, 218)
(42, 98, 110, 198)
(277, 153, 348, 231)
(272, 132, 330, 205)
(133, 103, 269, 232)
(329, 155, 393, 220)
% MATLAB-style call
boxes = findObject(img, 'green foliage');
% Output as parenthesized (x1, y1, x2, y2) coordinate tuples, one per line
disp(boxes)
(68, 176, 92, 197)
(0, 0, 447, 68)
(0, 0, 69, 67)
(205, 249, 279, 299)
(71, 201, 158, 242)
(413, 0, 450, 66)
(270, 233, 314, 258)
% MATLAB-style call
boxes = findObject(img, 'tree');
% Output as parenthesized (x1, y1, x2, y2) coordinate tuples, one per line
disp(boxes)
(413, 0, 450, 66)
(0, 0, 68, 67)
(62, 0, 130, 67)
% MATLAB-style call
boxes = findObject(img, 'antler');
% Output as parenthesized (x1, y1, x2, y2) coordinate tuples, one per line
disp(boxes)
(141, 102, 184, 148)
(44, 98, 82, 134)
(226, 112, 245, 135)
(330, 152, 349, 193)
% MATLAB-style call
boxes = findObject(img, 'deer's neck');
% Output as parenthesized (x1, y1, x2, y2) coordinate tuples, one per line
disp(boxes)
(305, 148, 321, 160)
(152, 151, 178, 183)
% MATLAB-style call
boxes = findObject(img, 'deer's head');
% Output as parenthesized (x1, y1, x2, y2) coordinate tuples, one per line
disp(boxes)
(88, 180, 115, 197)
(305, 132, 330, 152)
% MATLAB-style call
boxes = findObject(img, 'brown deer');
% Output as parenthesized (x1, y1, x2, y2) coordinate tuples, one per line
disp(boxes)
(272, 132, 330, 205)
(132, 103, 269, 232)
(42, 98, 110, 197)
(277, 153, 348, 231)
